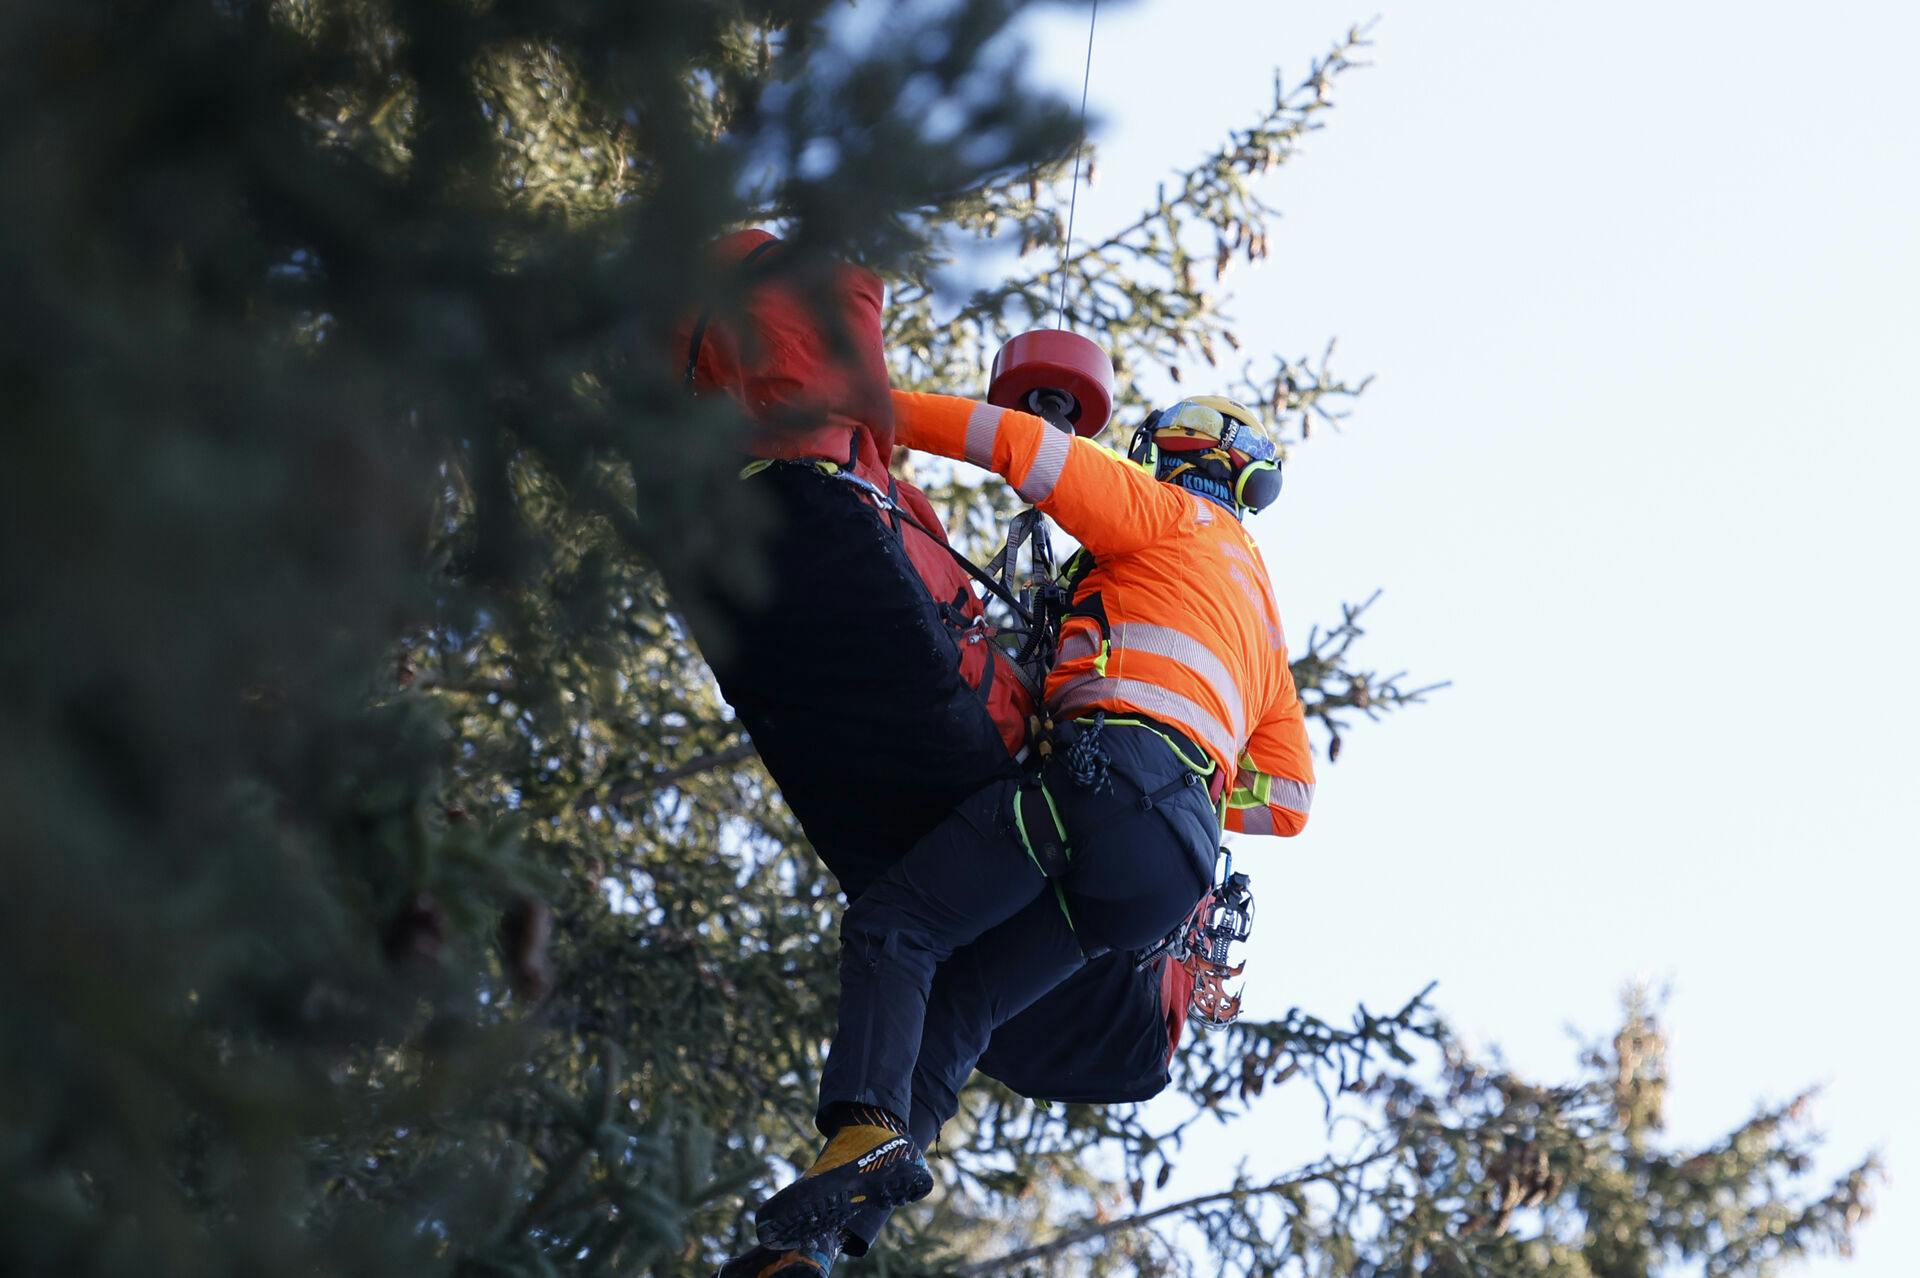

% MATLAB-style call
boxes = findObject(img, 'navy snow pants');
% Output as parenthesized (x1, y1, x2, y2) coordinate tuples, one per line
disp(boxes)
(818, 722, 1218, 1146)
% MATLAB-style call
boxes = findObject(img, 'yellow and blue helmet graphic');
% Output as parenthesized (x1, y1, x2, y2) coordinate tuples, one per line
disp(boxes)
(1127, 396, 1284, 515)
(1146, 396, 1278, 466)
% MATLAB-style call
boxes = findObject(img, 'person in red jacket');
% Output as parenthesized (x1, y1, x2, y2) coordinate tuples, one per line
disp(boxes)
(751, 390, 1315, 1255)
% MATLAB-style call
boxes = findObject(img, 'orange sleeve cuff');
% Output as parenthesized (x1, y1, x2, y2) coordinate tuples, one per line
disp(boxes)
(889, 390, 976, 461)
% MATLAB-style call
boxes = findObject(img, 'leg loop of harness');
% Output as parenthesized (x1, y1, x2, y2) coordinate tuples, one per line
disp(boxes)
(1011, 774, 1079, 939)
(1013, 776, 1072, 881)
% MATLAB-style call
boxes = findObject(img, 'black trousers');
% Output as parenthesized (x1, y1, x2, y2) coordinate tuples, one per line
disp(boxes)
(682, 466, 1019, 903)
(818, 723, 1217, 1142)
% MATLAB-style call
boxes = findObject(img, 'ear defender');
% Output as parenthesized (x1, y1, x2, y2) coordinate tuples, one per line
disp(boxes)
(1234, 458, 1283, 512)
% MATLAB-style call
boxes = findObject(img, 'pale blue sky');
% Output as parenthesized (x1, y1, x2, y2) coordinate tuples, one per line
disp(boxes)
(1012, 1, 1919, 1272)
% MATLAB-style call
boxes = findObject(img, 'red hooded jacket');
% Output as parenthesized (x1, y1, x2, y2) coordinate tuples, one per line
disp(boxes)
(676, 230, 1034, 756)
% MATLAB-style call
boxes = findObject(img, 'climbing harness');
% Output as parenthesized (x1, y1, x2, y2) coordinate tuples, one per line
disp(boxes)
(984, 506, 1078, 689)
(1013, 776, 1072, 881)
(1009, 709, 1216, 943)
(1138, 849, 1255, 1029)
(741, 456, 1040, 632)
(750, 459, 1097, 705)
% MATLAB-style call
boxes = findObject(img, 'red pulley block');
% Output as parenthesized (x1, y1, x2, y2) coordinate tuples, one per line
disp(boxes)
(987, 329, 1114, 438)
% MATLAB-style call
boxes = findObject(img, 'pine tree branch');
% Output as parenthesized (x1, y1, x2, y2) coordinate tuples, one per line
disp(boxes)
(639, 740, 758, 792)
(410, 672, 518, 696)
(581, 739, 760, 813)
(953, 23, 1375, 327)
(948, 1148, 1396, 1277)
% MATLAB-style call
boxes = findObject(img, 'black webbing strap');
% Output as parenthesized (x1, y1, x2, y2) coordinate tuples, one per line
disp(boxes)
(985, 506, 1073, 680)
(807, 465, 1038, 626)
(1133, 769, 1206, 814)
(985, 507, 1045, 590)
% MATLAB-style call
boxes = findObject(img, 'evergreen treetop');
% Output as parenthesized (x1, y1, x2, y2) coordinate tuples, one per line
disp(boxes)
(0, 2, 1874, 1274)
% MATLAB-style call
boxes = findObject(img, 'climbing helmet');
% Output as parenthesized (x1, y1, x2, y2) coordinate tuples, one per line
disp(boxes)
(1126, 395, 1283, 513)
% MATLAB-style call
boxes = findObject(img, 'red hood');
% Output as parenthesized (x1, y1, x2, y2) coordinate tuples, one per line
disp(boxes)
(678, 229, 897, 465)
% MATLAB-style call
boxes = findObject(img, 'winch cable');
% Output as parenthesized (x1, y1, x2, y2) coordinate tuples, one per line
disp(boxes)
(971, 0, 1102, 671)
(1054, 0, 1101, 329)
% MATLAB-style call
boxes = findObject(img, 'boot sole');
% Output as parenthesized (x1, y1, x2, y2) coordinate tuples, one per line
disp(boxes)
(755, 1158, 932, 1251)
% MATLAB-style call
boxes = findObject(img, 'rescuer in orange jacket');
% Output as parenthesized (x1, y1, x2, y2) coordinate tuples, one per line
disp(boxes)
(951, 390, 1317, 835)
(751, 391, 1316, 1255)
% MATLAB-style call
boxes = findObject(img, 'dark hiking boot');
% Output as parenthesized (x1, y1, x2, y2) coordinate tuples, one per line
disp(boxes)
(754, 1112, 931, 1250)
(715, 1232, 843, 1278)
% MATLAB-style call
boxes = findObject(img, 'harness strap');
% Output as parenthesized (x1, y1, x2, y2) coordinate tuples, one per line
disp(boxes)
(1063, 590, 1114, 676)
(984, 507, 1043, 590)
(1079, 716, 1217, 784)
(986, 508, 1067, 681)
(740, 457, 1039, 626)
(1012, 778, 1077, 935)
(1013, 781, 1071, 879)
(1132, 769, 1205, 813)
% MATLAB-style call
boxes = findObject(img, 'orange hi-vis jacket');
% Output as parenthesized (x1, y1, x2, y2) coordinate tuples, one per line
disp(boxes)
(891, 390, 1316, 837)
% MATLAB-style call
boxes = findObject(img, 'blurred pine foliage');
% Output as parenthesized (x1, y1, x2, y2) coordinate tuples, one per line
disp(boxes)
(0, 3, 1874, 1275)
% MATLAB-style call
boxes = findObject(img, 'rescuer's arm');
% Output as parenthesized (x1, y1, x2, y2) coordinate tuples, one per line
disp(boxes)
(890, 390, 1192, 557)
(1224, 662, 1315, 838)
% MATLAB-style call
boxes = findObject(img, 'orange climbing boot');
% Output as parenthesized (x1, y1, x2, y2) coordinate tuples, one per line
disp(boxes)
(753, 1107, 930, 1250)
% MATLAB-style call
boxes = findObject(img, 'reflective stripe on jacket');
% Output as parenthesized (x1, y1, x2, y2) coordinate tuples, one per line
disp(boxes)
(890, 390, 1315, 836)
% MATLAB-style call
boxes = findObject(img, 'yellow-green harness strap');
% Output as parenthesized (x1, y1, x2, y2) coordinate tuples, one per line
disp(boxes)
(1012, 779, 1076, 932)
(1072, 715, 1227, 831)
(739, 458, 841, 481)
